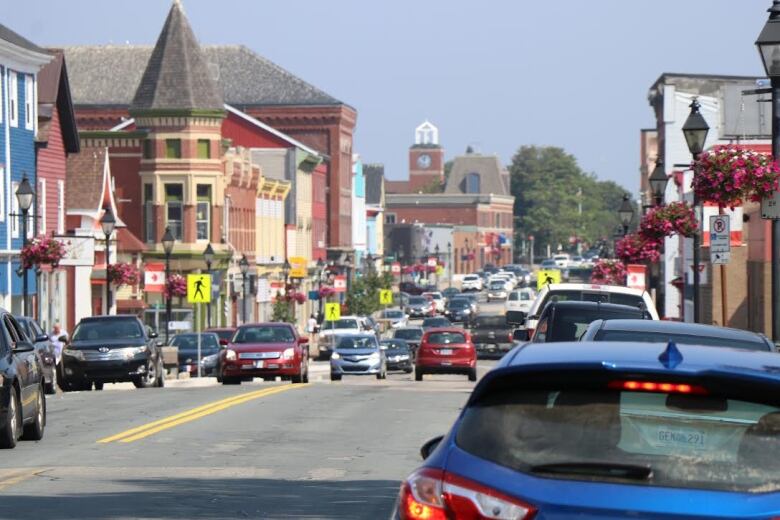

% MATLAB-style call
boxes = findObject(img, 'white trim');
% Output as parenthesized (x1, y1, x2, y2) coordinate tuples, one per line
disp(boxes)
(0, 39, 51, 70)
(10, 181, 18, 239)
(224, 104, 321, 157)
(24, 74, 33, 131)
(109, 118, 135, 132)
(8, 71, 17, 128)
(57, 180, 64, 234)
(0, 66, 3, 125)
(38, 178, 46, 235)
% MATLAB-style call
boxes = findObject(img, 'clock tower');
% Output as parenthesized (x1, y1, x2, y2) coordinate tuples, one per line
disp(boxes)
(409, 121, 445, 192)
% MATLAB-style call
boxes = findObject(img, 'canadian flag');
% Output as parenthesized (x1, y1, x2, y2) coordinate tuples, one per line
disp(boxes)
(144, 263, 165, 293)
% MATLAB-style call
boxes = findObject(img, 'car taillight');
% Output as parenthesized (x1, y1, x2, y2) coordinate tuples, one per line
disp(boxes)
(608, 380, 708, 395)
(507, 333, 513, 342)
(399, 468, 536, 520)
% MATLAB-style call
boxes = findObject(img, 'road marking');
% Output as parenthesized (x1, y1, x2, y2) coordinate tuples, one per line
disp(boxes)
(98, 384, 306, 444)
(0, 468, 48, 492)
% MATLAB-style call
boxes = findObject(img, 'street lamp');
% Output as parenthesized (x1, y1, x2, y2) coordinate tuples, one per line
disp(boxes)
(203, 243, 215, 328)
(757, 0, 780, 340)
(100, 207, 116, 315)
(617, 194, 635, 236)
(648, 161, 669, 207)
(316, 257, 325, 320)
(447, 242, 453, 288)
(161, 227, 175, 344)
(239, 255, 249, 324)
(15, 176, 33, 316)
(682, 98, 710, 324)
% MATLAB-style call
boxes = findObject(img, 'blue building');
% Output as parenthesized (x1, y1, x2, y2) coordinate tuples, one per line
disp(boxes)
(0, 25, 51, 313)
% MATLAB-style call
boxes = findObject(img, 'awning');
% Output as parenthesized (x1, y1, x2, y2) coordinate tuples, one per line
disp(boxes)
(117, 228, 147, 253)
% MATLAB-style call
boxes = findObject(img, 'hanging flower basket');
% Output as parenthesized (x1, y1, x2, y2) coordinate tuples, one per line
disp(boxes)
(279, 291, 307, 305)
(108, 262, 140, 287)
(692, 145, 780, 208)
(639, 202, 698, 242)
(615, 233, 661, 264)
(164, 274, 187, 299)
(20, 235, 66, 270)
(319, 286, 335, 298)
(590, 259, 627, 286)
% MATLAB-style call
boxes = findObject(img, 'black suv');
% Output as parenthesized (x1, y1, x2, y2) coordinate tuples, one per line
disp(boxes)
(531, 301, 651, 343)
(61, 315, 164, 391)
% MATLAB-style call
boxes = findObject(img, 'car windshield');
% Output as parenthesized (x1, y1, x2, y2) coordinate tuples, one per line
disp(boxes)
(540, 290, 645, 311)
(208, 330, 234, 342)
(489, 282, 506, 289)
(337, 336, 377, 349)
(381, 340, 408, 351)
(408, 297, 427, 305)
(384, 310, 404, 319)
(542, 308, 645, 342)
(73, 319, 143, 341)
(594, 330, 771, 351)
(464, 275, 478, 281)
(449, 300, 469, 309)
(171, 334, 220, 351)
(395, 329, 422, 340)
(423, 318, 450, 328)
(233, 326, 295, 343)
(427, 332, 466, 344)
(456, 381, 780, 493)
(324, 319, 360, 329)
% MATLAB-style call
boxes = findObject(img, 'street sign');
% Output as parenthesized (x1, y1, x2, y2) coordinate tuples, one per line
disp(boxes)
(391, 262, 401, 275)
(168, 321, 191, 331)
(56, 236, 95, 266)
(626, 264, 647, 290)
(325, 302, 341, 321)
(289, 256, 307, 279)
(712, 251, 731, 264)
(537, 269, 561, 290)
(379, 289, 393, 305)
(762, 192, 780, 219)
(427, 257, 437, 267)
(308, 290, 320, 300)
(709, 215, 731, 256)
(144, 266, 165, 293)
(187, 274, 211, 303)
(333, 275, 347, 293)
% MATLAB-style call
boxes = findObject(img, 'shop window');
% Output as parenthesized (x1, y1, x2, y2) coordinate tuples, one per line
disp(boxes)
(165, 184, 183, 240)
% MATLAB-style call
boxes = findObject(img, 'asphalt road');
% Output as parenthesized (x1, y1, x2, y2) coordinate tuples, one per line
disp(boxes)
(0, 299, 506, 519)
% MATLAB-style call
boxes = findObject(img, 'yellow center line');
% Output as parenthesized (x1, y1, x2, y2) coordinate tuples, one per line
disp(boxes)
(98, 384, 306, 444)
(0, 468, 49, 492)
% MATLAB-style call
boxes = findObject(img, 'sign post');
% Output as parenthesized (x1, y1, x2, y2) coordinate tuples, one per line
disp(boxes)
(710, 215, 730, 326)
(536, 269, 561, 291)
(187, 274, 212, 378)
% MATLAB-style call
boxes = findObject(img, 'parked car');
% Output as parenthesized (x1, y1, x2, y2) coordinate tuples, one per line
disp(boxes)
(380, 339, 413, 373)
(454, 293, 480, 314)
(422, 316, 451, 330)
(415, 328, 477, 382)
(539, 258, 558, 269)
(552, 253, 570, 268)
(205, 327, 236, 346)
(399, 282, 425, 296)
(220, 323, 309, 385)
(443, 298, 473, 325)
(330, 334, 386, 381)
(422, 292, 445, 314)
(460, 274, 483, 292)
(378, 308, 409, 331)
(405, 296, 434, 318)
(0, 310, 46, 448)
(318, 316, 365, 360)
(397, 341, 780, 518)
(392, 327, 424, 355)
(532, 301, 652, 343)
(505, 288, 535, 325)
(62, 315, 164, 390)
(581, 319, 776, 351)
(15, 316, 58, 395)
(486, 280, 510, 301)
(470, 314, 514, 357)
(170, 332, 221, 377)
(441, 287, 461, 301)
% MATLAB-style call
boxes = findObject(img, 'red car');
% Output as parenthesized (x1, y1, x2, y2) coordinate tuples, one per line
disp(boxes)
(205, 327, 236, 346)
(415, 327, 477, 382)
(219, 323, 309, 385)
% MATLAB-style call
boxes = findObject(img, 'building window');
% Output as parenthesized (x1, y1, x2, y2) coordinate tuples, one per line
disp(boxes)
(57, 180, 64, 234)
(496, 213, 500, 228)
(165, 184, 183, 240)
(10, 182, 18, 238)
(196, 184, 211, 241)
(9, 71, 18, 127)
(143, 140, 153, 159)
(385, 213, 396, 224)
(143, 184, 155, 243)
(24, 74, 33, 131)
(165, 139, 181, 159)
(38, 179, 46, 235)
(197, 139, 210, 159)
(466, 173, 480, 194)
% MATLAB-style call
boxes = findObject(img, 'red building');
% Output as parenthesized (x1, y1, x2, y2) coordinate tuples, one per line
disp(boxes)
(312, 163, 327, 263)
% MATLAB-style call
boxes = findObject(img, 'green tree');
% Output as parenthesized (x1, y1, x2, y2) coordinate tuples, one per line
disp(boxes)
(345, 271, 393, 316)
(271, 298, 296, 324)
(509, 146, 630, 254)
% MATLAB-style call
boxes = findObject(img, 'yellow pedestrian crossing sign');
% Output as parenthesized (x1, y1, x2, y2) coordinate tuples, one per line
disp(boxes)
(187, 274, 211, 303)
(379, 289, 393, 305)
(325, 302, 341, 321)
(537, 269, 561, 290)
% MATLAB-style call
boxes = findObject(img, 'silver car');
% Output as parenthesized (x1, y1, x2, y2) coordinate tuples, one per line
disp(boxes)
(330, 334, 387, 381)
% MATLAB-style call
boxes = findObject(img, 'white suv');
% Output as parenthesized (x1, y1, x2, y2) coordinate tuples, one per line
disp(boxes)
(461, 274, 483, 292)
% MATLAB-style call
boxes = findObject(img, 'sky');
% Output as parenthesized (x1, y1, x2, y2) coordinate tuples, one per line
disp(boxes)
(4, 0, 772, 192)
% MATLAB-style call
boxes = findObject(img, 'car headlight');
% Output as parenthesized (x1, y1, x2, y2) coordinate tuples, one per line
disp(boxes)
(368, 352, 380, 362)
(124, 346, 148, 358)
(398, 355, 410, 360)
(225, 349, 237, 361)
(282, 347, 295, 360)
(331, 352, 341, 360)
(63, 348, 85, 360)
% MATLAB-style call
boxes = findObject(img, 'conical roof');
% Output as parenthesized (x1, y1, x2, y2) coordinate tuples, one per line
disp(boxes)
(131, 0, 223, 112)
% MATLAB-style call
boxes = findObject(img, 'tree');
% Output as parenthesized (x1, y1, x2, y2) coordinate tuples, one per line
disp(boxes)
(345, 271, 393, 316)
(509, 146, 630, 255)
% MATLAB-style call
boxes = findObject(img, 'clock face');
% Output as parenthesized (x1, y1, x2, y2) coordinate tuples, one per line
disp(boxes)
(416, 154, 432, 169)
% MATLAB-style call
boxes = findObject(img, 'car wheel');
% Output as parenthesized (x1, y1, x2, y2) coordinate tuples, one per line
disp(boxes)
(468, 368, 477, 382)
(22, 385, 45, 441)
(93, 381, 104, 391)
(45, 367, 57, 395)
(133, 360, 157, 389)
(0, 386, 20, 448)
(415, 370, 423, 382)
(330, 373, 341, 381)
(292, 364, 304, 384)
(404, 368, 413, 374)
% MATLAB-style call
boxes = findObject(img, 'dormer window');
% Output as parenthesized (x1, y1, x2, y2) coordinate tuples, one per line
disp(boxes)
(466, 172, 480, 194)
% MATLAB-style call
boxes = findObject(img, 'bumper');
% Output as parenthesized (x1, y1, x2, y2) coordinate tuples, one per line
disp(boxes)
(487, 292, 507, 300)
(444, 313, 470, 322)
(62, 356, 149, 383)
(386, 357, 413, 371)
(475, 342, 512, 354)
(221, 359, 299, 378)
(407, 309, 430, 317)
(330, 358, 382, 375)
(416, 358, 475, 374)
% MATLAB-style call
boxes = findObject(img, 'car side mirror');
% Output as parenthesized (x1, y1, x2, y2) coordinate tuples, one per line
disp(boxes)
(298, 337, 310, 344)
(35, 333, 49, 343)
(155, 340, 164, 347)
(149, 331, 159, 339)
(13, 341, 34, 353)
(58, 335, 68, 344)
(513, 329, 530, 342)
(420, 435, 444, 460)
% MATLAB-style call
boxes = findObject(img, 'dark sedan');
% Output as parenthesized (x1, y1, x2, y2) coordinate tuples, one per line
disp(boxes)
(15, 316, 58, 394)
(0, 310, 46, 448)
(392, 327, 423, 356)
(443, 298, 473, 325)
(61, 315, 164, 390)
(380, 339, 413, 373)
(170, 332, 221, 377)
(581, 319, 775, 351)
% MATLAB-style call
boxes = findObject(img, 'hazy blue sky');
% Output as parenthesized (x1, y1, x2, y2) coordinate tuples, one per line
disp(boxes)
(4, 0, 771, 192)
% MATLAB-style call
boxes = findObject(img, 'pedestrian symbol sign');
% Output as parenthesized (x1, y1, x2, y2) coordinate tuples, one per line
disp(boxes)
(536, 269, 561, 290)
(325, 302, 341, 321)
(379, 289, 393, 305)
(187, 274, 211, 303)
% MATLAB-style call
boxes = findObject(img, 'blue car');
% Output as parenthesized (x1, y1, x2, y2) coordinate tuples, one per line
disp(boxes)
(394, 341, 780, 519)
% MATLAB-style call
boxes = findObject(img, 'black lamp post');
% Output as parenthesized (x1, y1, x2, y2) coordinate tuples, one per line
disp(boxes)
(203, 243, 215, 328)
(100, 207, 116, 315)
(617, 195, 635, 236)
(447, 242, 453, 288)
(757, 0, 780, 341)
(161, 227, 175, 344)
(15, 176, 33, 316)
(648, 161, 669, 207)
(682, 99, 710, 324)
(344, 254, 353, 293)
(316, 257, 325, 319)
(239, 255, 249, 324)
(281, 258, 291, 321)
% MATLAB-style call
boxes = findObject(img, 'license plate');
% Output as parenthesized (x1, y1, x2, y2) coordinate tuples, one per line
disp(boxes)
(254, 360, 265, 368)
(653, 427, 707, 450)
(441, 361, 452, 366)
(439, 349, 453, 355)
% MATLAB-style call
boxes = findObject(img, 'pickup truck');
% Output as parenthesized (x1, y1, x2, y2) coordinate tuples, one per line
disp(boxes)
(469, 314, 514, 358)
